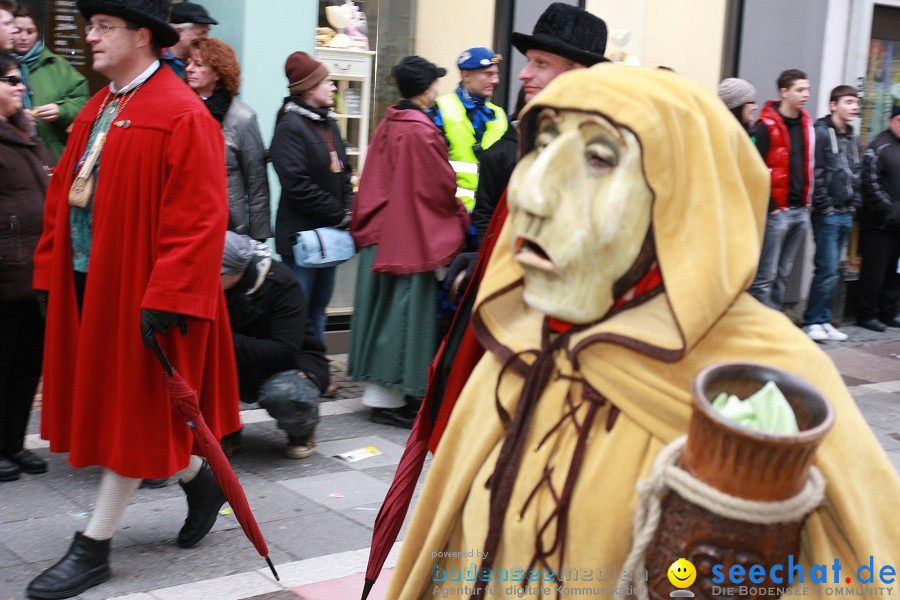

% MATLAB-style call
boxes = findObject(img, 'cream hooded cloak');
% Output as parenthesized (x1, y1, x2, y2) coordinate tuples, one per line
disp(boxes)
(387, 65, 900, 599)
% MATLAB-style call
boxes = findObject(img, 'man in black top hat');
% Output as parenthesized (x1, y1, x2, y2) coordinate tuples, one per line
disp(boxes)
(436, 2, 609, 454)
(468, 2, 609, 250)
(161, 0, 217, 78)
(27, 0, 236, 598)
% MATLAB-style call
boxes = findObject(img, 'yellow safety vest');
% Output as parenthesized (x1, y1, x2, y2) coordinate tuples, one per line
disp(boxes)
(436, 93, 508, 212)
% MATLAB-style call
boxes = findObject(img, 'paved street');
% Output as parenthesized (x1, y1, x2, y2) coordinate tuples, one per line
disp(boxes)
(1, 327, 898, 600)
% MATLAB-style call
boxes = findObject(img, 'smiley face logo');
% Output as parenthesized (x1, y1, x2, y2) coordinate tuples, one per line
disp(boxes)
(667, 558, 696, 588)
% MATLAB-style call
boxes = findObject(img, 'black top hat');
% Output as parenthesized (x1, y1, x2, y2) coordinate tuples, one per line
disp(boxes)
(170, 1, 218, 25)
(511, 2, 608, 66)
(78, 0, 179, 47)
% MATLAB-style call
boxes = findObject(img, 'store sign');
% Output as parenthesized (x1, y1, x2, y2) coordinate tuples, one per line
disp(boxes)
(47, 0, 107, 93)
(48, 0, 87, 68)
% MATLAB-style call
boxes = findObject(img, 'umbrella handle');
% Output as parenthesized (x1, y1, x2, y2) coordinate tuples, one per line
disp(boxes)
(147, 335, 175, 376)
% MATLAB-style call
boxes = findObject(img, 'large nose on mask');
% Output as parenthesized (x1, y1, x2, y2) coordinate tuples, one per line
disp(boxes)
(516, 130, 581, 219)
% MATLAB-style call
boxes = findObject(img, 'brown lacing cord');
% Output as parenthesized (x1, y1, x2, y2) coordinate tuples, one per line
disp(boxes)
(471, 327, 617, 599)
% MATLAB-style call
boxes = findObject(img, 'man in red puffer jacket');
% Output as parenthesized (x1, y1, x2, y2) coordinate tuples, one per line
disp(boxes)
(749, 68, 815, 310)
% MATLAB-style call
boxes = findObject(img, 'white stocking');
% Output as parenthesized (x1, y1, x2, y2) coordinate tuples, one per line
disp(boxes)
(83, 468, 141, 541)
(175, 454, 203, 483)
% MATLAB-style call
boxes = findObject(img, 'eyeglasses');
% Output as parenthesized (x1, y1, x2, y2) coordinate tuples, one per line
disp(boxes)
(0, 75, 23, 86)
(84, 24, 131, 36)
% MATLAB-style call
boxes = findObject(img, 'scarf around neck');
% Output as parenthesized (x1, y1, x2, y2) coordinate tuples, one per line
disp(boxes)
(202, 88, 233, 125)
(456, 82, 496, 144)
(13, 41, 43, 110)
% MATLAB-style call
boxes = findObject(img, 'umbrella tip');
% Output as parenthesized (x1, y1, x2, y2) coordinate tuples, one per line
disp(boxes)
(265, 555, 280, 581)
(361, 578, 374, 599)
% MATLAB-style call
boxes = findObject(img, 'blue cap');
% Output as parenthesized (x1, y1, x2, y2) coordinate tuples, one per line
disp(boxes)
(456, 47, 501, 71)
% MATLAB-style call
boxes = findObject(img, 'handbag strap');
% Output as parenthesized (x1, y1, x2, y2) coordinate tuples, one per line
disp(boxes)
(314, 229, 325, 258)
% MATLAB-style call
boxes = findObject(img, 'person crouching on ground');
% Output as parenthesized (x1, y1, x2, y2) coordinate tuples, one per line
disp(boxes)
(221, 232, 328, 458)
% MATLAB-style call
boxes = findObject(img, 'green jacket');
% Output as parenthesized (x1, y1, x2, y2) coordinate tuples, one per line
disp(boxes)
(435, 93, 508, 212)
(25, 46, 89, 162)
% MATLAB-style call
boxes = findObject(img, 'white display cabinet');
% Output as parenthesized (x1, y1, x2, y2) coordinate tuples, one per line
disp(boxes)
(315, 47, 375, 173)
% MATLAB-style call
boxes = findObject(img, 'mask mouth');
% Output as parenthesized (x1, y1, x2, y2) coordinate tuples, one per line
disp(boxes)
(514, 236, 556, 271)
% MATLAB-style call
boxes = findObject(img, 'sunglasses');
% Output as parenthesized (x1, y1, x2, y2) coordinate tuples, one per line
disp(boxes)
(0, 75, 23, 86)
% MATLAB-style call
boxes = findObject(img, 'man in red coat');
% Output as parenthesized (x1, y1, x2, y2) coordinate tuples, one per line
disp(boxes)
(27, 1, 240, 598)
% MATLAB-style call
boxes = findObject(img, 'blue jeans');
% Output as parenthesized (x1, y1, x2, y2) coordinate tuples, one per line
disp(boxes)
(749, 207, 810, 309)
(257, 370, 321, 443)
(803, 212, 853, 326)
(286, 258, 336, 340)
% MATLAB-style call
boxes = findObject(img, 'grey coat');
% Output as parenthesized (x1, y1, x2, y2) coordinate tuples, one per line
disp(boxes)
(224, 98, 272, 240)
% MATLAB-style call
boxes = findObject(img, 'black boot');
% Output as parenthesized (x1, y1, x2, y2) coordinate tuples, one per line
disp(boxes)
(177, 459, 226, 548)
(27, 531, 111, 599)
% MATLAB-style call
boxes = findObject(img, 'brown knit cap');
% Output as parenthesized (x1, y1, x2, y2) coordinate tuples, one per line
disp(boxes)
(285, 51, 329, 94)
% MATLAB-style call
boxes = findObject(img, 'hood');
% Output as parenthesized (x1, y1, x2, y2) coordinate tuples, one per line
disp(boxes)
(475, 63, 770, 360)
(816, 114, 854, 136)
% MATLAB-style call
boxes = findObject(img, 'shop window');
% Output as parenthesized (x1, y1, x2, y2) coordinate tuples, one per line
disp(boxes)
(861, 5, 900, 146)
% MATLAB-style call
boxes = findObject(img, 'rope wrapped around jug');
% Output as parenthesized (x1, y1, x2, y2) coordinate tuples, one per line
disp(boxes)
(618, 435, 827, 600)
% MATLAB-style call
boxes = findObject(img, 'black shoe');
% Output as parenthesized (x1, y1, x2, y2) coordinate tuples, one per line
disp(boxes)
(858, 318, 887, 332)
(0, 455, 20, 482)
(881, 316, 900, 328)
(369, 407, 414, 429)
(177, 460, 226, 548)
(402, 395, 423, 418)
(27, 531, 111, 599)
(5, 449, 48, 475)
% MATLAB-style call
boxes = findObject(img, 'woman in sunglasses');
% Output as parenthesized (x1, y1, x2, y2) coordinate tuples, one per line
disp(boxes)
(0, 53, 53, 483)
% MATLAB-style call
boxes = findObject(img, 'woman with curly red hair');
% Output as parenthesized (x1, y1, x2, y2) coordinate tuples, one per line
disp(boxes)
(186, 38, 272, 241)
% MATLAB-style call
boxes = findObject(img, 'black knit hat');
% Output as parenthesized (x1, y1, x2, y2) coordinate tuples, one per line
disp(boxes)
(170, 1, 218, 25)
(511, 2, 608, 66)
(392, 55, 446, 99)
(78, 0, 178, 47)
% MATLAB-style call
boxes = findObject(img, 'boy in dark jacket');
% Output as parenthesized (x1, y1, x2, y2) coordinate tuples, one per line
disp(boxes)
(802, 85, 861, 341)
(221, 232, 330, 458)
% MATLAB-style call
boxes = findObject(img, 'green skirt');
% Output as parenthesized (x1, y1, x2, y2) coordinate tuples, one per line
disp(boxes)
(348, 245, 439, 397)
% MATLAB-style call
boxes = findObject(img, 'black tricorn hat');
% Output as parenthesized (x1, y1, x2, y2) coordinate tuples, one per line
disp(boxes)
(78, 0, 179, 48)
(511, 2, 609, 66)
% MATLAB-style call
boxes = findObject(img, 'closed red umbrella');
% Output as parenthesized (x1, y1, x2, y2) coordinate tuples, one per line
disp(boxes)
(149, 338, 279, 581)
(360, 194, 510, 599)
(361, 405, 430, 599)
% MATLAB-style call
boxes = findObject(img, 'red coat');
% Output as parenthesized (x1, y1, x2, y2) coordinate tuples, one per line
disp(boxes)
(33, 66, 240, 478)
(350, 105, 469, 275)
(757, 100, 814, 210)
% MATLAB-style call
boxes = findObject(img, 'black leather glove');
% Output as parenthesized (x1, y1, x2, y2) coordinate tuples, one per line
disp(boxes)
(446, 251, 478, 303)
(140, 308, 187, 348)
(35, 290, 48, 320)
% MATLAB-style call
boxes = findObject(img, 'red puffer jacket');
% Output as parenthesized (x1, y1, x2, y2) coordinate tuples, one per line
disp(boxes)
(757, 100, 814, 210)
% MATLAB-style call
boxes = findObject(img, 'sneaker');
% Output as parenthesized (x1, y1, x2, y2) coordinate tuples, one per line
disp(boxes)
(285, 441, 316, 459)
(803, 324, 828, 342)
(821, 323, 848, 341)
